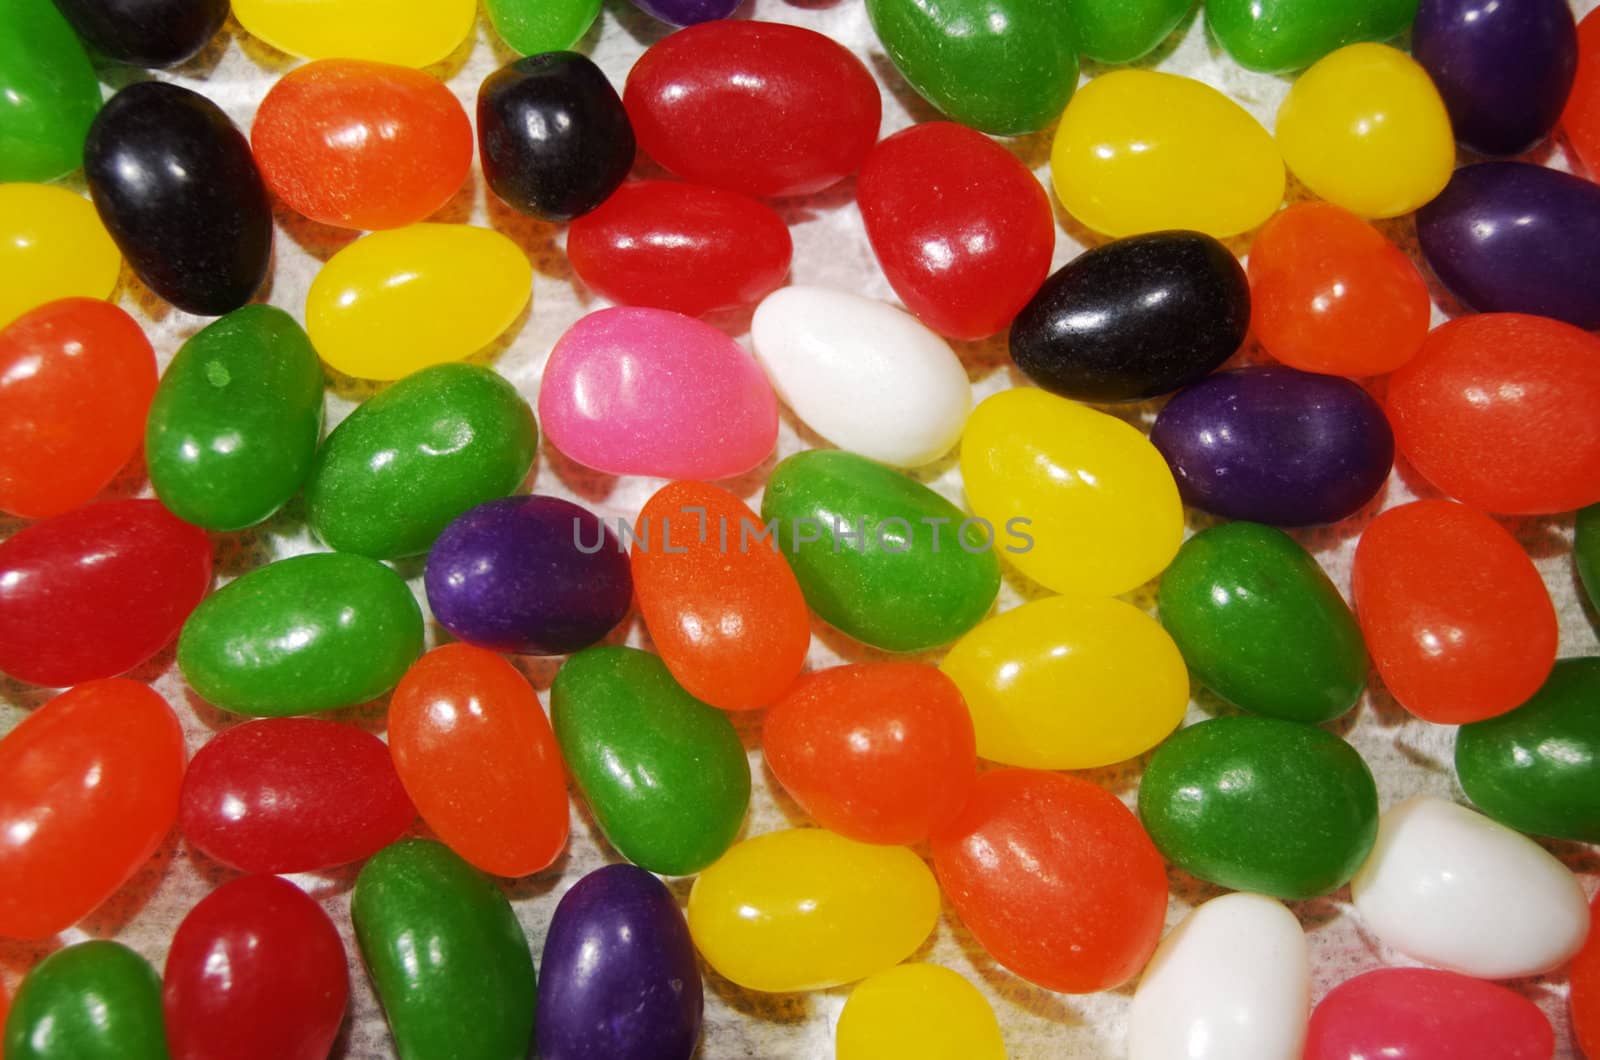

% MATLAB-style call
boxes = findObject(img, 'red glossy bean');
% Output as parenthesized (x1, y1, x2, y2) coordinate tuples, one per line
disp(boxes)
(1305, 967, 1554, 1060)
(1574, 890, 1600, 1058)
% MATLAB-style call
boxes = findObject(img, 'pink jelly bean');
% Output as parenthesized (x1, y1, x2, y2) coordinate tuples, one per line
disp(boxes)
(1304, 967, 1555, 1060)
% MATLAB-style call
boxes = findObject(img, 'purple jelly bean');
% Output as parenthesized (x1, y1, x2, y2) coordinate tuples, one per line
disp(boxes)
(1151, 366, 1394, 526)
(423, 495, 631, 655)
(537, 864, 703, 1060)
(628, 0, 739, 26)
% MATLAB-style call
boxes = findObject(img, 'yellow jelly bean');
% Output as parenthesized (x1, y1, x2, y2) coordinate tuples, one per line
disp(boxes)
(836, 964, 1008, 1060)
(307, 223, 532, 380)
(687, 829, 940, 993)
(1051, 70, 1285, 238)
(0, 184, 121, 329)
(960, 388, 1182, 597)
(232, 0, 474, 67)
(941, 595, 1188, 770)
(1275, 43, 1455, 219)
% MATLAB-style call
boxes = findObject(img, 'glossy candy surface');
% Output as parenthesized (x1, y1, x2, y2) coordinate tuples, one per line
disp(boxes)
(51, 0, 226, 66)
(0, 0, 100, 181)
(3, 942, 166, 1060)
(835, 965, 1006, 1060)
(1576, 892, 1600, 1059)
(486, 0, 599, 54)
(629, 0, 736, 26)
(1063, 0, 1194, 64)
(232, 0, 474, 66)
(0, 185, 121, 330)
(1566, 7, 1600, 176)
(1206, 0, 1415, 72)
(1307, 968, 1554, 1060)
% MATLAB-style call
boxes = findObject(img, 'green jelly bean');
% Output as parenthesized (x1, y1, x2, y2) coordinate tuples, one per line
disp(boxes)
(485, 0, 599, 54)
(1578, 503, 1600, 613)
(1456, 658, 1600, 843)
(305, 363, 538, 559)
(1064, 0, 1194, 64)
(552, 646, 750, 876)
(353, 840, 536, 1060)
(0, 0, 101, 182)
(178, 551, 423, 716)
(146, 306, 324, 532)
(1159, 521, 1367, 724)
(1206, 0, 1416, 73)
(760, 449, 1001, 653)
(1138, 715, 1379, 900)
(865, 0, 1079, 135)
(3, 941, 167, 1060)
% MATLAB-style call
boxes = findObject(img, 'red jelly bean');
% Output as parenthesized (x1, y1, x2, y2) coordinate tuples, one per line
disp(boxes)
(1387, 313, 1600, 515)
(0, 499, 212, 687)
(930, 768, 1167, 994)
(0, 298, 156, 519)
(252, 58, 473, 230)
(567, 180, 792, 317)
(0, 679, 185, 939)
(1248, 202, 1430, 377)
(179, 718, 416, 874)
(1564, 7, 1600, 178)
(1352, 499, 1557, 724)
(1305, 967, 1554, 1060)
(163, 875, 348, 1060)
(1574, 891, 1600, 1058)
(858, 121, 1054, 341)
(624, 20, 881, 198)
(764, 662, 977, 845)
(389, 643, 570, 877)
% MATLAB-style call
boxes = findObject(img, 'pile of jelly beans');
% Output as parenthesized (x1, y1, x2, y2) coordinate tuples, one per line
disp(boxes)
(1, 0, 1599, 1054)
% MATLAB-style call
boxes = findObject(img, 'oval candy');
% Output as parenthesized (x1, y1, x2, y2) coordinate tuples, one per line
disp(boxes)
(486, 0, 599, 54)
(1206, 0, 1417, 73)
(1575, 892, 1600, 1059)
(1063, 0, 1195, 64)
(0, 0, 100, 182)
(3, 942, 166, 1060)
(231, 0, 474, 66)
(49, 0, 227, 66)
(836, 965, 1005, 1060)
(0, 185, 121, 330)
(1305, 967, 1556, 1060)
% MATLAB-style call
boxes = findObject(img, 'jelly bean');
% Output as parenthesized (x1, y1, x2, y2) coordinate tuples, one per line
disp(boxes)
(0, 299, 155, 519)
(1580, 503, 1600, 610)
(1565, 8, 1600, 177)
(858, 122, 1053, 341)
(567, 181, 792, 317)
(307, 225, 532, 381)
(942, 596, 1188, 770)
(1413, 0, 1575, 157)
(628, 0, 735, 26)
(961, 387, 1182, 597)
(687, 828, 939, 993)
(750, 286, 971, 468)
(0, 680, 184, 939)
(0, 185, 121, 330)
(1275, 44, 1454, 219)
(1576, 892, 1600, 1059)
(632, 481, 809, 710)
(232, 0, 473, 66)
(537, 864, 702, 1060)
(3, 942, 166, 1060)
(52, 0, 226, 66)
(1352, 500, 1557, 724)
(252, 59, 473, 231)
(146, 305, 324, 531)
(85, 83, 272, 316)
(178, 552, 423, 716)
(0, 0, 100, 181)
(486, 0, 599, 54)
(0, 500, 212, 687)
(761, 449, 1000, 652)
(1455, 659, 1600, 843)
(1151, 366, 1394, 526)
(1139, 716, 1379, 899)
(835, 964, 1005, 1060)
(1062, 0, 1194, 64)
(1351, 795, 1590, 979)
(1305, 967, 1555, 1060)
(179, 718, 416, 873)
(1009, 231, 1249, 403)
(551, 647, 748, 876)
(389, 644, 569, 877)
(425, 496, 632, 655)
(1247, 202, 1429, 377)
(624, 21, 880, 198)
(305, 363, 538, 559)
(764, 663, 977, 845)
(1417, 162, 1600, 330)
(1388, 314, 1600, 515)
(1206, 0, 1415, 72)
(1051, 71, 1284, 238)
(867, 0, 1076, 135)
(933, 769, 1167, 993)
(479, 53, 635, 223)
(1159, 522, 1367, 724)
(1128, 894, 1310, 1060)
(163, 875, 347, 1060)
(539, 307, 776, 480)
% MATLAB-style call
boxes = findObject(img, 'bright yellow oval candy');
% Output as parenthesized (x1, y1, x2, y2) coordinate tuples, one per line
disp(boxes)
(307, 224, 532, 380)
(836, 964, 1008, 1060)
(1051, 70, 1285, 238)
(941, 595, 1188, 770)
(0, 184, 121, 329)
(232, 0, 474, 67)
(1275, 43, 1455, 219)
(960, 387, 1182, 597)
(687, 829, 940, 993)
